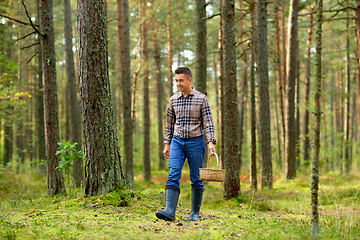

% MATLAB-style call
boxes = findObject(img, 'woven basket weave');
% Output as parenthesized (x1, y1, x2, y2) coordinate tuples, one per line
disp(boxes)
(199, 153, 226, 182)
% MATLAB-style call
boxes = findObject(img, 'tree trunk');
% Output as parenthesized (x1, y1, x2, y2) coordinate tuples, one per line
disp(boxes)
(295, 46, 300, 170)
(355, 1, 360, 124)
(77, 0, 125, 196)
(117, 0, 133, 186)
(275, 6, 284, 169)
(285, 0, 299, 180)
(140, 0, 151, 182)
(311, 0, 322, 236)
(40, 0, 65, 196)
(223, 0, 240, 198)
(62, 0, 83, 187)
(218, 0, 225, 168)
(250, 0, 257, 191)
(257, 0, 272, 189)
(151, 2, 165, 171)
(167, 0, 173, 97)
(195, 0, 207, 96)
(36, 0, 46, 174)
(344, 8, 351, 173)
(303, 11, 313, 167)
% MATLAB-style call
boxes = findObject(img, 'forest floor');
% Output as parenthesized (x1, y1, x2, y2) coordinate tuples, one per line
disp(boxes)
(0, 168, 359, 240)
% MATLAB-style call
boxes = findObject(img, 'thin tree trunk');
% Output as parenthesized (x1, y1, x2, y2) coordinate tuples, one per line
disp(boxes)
(195, 0, 207, 96)
(117, 0, 133, 186)
(36, 0, 46, 174)
(63, 0, 83, 187)
(140, 0, 151, 182)
(223, 0, 240, 198)
(295, 45, 300, 170)
(40, 0, 65, 196)
(218, 0, 224, 168)
(257, 0, 272, 189)
(355, 0, 360, 127)
(151, 2, 165, 171)
(344, 7, 351, 173)
(311, 0, 322, 236)
(250, 0, 257, 191)
(78, 0, 125, 196)
(285, 0, 299, 180)
(167, 0, 173, 97)
(212, 53, 220, 141)
(303, 11, 313, 167)
(275, 6, 284, 168)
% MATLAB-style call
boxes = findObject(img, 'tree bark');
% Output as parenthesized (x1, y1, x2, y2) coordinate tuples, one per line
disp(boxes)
(62, 0, 83, 187)
(77, 0, 125, 196)
(151, 1, 165, 171)
(303, 11, 313, 167)
(311, 0, 322, 236)
(250, 0, 257, 191)
(218, 0, 225, 168)
(195, 0, 207, 96)
(40, 0, 65, 196)
(285, 0, 299, 180)
(223, 0, 240, 198)
(257, 0, 272, 189)
(117, 0, 133, 186)
(140, 0, 151, 182)
(356, 0, 360, 127)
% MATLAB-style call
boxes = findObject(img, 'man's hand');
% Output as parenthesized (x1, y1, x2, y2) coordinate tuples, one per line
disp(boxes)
(163, 143, 170, 159)
(208, 142, 216, 157)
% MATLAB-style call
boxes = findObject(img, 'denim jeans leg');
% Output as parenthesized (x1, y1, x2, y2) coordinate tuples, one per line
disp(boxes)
(185, 136, 205, 190)
(166, 136, 186, 189)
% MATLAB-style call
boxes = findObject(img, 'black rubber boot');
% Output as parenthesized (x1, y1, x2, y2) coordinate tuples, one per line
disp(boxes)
(188, 188, 204, 221)
(156, 185, 180, 221)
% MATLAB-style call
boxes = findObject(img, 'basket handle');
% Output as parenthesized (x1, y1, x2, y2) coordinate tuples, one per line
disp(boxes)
(207, 153, 221, 169)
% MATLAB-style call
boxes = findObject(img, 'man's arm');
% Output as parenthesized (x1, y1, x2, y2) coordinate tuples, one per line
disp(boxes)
(164, 98, 175, 144)
(201, 96, 216, 156)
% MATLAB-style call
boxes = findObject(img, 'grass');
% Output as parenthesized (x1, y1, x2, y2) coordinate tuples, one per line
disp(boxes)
(0, 167, 359, 239)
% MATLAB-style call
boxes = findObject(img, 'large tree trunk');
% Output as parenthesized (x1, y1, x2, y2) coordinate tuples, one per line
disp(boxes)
(249, 0, 257, 191)
(77, 0, 125, 196)
(257, 0, 272, 189)
(62, 0, 83, 187)
(311, 0, 322, 236)
(36, 0, 46, 174)
(285, 0, 299, 180)
(140, 0, 151, 182)
(167, 0, 173, 97)
(195, 0, 207, 95)
(40, 0, 65, 196)
(117, 0, 133, 185)
(303, 11, 313, 167)
(223, 0, 240, 198)
(151, 2, 165, 171)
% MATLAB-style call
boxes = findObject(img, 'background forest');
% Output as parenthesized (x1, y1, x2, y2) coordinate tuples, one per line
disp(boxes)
(0, 0, 360, 239)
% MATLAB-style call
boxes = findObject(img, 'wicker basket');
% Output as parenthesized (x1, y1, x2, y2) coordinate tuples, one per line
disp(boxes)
(199, 153, 226, 182)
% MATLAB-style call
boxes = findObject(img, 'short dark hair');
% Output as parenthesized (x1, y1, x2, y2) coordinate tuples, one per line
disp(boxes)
(175, 67, 192, 78)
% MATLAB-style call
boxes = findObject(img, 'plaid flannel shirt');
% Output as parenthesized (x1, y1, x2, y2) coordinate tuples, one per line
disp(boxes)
(164, 88, 216, 144)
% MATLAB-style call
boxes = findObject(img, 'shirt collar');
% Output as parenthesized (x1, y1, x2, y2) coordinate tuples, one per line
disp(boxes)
(178, 87, 195, 99)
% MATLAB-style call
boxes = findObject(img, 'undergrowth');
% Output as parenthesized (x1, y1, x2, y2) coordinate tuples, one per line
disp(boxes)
(0, 167, 359, 239)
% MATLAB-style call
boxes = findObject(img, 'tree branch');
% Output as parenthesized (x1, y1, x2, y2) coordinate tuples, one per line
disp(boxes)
(21, 42, 40, 50)
(22, 0, 44, 37)
(0, 13, 38, 27)
(299, 6, 355, 16)
(205, 13, 221, 20)
(26, 52, 40, 64)
(15, 31, 37, 42)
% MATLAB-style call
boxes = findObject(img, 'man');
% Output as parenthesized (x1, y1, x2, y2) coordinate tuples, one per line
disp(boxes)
(156, 67, 216, 222)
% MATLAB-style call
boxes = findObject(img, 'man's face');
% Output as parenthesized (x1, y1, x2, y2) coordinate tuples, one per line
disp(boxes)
(175, 73, 192, 93)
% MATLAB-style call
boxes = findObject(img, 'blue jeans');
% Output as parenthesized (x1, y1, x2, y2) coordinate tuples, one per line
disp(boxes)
(166, 135, 205, 190)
